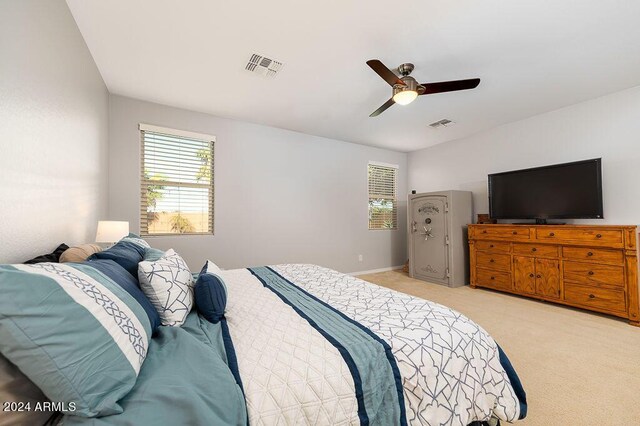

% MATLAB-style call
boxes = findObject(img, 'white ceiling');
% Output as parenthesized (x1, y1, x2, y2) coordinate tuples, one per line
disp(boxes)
(66, 0, 640, 152)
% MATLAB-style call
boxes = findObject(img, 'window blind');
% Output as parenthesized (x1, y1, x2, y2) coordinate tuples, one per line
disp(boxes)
(140, 125, 214, 236)
(368, 163, 398, 230)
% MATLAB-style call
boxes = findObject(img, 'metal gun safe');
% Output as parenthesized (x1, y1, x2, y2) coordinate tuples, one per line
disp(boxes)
(408, 190, 472, 287)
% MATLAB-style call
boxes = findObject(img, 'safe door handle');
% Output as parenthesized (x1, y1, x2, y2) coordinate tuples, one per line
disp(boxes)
(411, 221, 417, 233)
(420, 226, 434, 241)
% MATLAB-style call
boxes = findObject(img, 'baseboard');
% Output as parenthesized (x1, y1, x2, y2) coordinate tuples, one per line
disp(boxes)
(348, 265, 404, 276)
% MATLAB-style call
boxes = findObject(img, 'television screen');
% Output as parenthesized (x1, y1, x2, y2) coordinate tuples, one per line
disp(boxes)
(488, 158, 603, 220)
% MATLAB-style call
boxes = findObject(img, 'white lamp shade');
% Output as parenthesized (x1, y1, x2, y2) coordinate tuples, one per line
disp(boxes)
(95, 221, 130, 243)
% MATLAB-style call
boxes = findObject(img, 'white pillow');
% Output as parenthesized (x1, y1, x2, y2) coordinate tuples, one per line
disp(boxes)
(138, 249, 194, 326)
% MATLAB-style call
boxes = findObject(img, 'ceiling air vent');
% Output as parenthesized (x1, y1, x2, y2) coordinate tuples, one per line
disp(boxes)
(245, 53, 283, 78)
(429, 118, 455, 129)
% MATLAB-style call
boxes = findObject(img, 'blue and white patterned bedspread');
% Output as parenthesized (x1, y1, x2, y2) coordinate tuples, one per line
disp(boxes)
(223, 264, 526, 426)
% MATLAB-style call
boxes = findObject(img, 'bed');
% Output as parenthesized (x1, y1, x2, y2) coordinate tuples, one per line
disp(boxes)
(51, 263, 526, 426)
(1, 238, 526, 426)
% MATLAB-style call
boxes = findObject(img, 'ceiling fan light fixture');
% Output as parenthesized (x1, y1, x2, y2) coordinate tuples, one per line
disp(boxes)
(393, 89, 418, 105)
(366, 59, 481, 116)
(392, 76, 419, 105)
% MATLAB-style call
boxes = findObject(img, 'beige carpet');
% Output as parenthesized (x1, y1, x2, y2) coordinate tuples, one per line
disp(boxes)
(357, 270, 640, 426)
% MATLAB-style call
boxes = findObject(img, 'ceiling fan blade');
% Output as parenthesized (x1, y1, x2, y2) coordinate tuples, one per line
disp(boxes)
(419, 78, 481, 95)
(370, 98, 395, 117)
(367, 59, 405, 87)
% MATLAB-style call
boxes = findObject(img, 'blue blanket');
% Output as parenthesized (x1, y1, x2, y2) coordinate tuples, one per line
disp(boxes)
(64, 313, 246, 426)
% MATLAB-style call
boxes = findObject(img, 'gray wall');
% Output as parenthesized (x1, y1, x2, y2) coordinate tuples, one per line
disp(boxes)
(109, 95, 408, 273)
(0, 0, 109, 263)
(408, 85, 640, 225)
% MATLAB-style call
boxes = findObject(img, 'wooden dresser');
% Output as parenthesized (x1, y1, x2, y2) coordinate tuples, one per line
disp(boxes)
(468, 224, 639, 326)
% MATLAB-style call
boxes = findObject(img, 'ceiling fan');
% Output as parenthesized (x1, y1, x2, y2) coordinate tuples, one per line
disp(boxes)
(366, 59, 481, 117)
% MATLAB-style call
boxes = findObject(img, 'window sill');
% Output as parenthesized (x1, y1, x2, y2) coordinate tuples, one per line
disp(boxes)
(142, 233, 214, 237)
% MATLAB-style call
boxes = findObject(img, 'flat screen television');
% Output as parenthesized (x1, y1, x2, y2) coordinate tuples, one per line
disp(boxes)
(488, 158, 603, 223)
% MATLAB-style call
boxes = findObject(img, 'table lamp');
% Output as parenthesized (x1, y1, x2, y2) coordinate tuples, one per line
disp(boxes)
(95, 221, 129, 246)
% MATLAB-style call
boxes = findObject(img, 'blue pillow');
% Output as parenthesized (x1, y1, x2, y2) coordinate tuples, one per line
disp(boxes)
(0, 262, 153, 417)
(85, 259, 161, 331)
(122, 233, 150, 249)
(143, 247, 165, 262)
(194, 266, 227, 324)
(88, 240, 145, 278)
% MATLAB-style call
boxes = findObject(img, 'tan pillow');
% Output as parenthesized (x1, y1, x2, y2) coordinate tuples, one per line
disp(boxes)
(59, 244, 102, 263)
(0, 354, 53, 426)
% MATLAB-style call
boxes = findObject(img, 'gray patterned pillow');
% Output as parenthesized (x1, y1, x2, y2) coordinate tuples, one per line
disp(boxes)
(137, 249, 194, 326)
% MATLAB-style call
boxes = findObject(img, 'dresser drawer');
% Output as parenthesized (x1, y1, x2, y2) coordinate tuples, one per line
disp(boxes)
(563, 261, 625, 287)
(475, 227, 530, 240)
(536, 228, 623, 245)
(476, 268, 512, 291)
(475, 241, 511, 253)
(562, 247, 624, 265)
(564, 283, 626, 313)
(513, 243, 559, 258)
(476, 252, 511, 272)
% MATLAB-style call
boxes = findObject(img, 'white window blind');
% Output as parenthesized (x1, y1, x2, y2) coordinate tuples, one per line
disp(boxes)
(368, 163, 398, 230)
(140, 124, 214, 236)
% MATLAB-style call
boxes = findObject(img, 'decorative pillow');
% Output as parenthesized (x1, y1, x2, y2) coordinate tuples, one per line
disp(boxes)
(143, 247, 165, 262)
(23, 243, 69, 264)
(0, 354, 53, 426)
(121, 233, 150, 249)
(88, 240, 145, 278)
(138, 249, 194, 326)
(0, 263, 153, 417)
(59, 244, 102, 263)
(194, 262, 227, 324)
(84, 259, 161, 332)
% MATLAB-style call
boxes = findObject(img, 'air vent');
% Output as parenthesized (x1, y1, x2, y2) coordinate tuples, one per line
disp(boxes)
(429, 118, 455, 129)
(245, 53, 283, 78)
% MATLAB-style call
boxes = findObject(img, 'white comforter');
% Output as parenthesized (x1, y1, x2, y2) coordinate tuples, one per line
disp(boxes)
(221, 264, 523, 426)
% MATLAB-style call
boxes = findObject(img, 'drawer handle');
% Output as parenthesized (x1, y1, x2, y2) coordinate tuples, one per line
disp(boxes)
(588, 271, 594, 276)
(512, 231, 518, 235)
(482, 230, 487, 234)
(589, 294, 595, 299)
(490, 276, 495, 280)
(596, 234, 602, 239)
(529, 273, 534, 278)
(489, 244, 494, 248)
(587, 252, 594, 256)
(531, 247, 537, 252)
(549, 232, 555, 237)
(536, 274, 541, 279)
(489, 259, 495, 263)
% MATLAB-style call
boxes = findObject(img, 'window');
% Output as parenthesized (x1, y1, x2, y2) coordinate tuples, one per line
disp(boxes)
(368, 162, 398, 230)
(139, 124, 214, 236)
